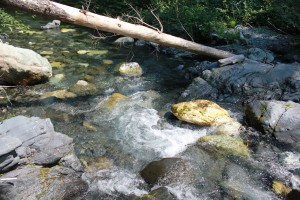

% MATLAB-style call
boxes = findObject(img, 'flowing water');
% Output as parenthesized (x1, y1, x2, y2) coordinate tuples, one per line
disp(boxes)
(1, 11, 299, 200)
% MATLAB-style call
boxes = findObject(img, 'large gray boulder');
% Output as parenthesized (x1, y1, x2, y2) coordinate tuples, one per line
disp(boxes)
(0, 116, 73, 171)
(0, 116, 87, 199)
(181, 62, 300, 102)
(245, 100, 300, 145)
(0, 43, 52, 85)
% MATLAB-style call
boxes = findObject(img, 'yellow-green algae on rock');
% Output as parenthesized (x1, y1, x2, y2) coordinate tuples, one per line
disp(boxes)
(50, 62, 65, 68)
(171, 100, 234, 126)
(40, 89, 76, 100)
(272, 180, 292, 197)
(77, 50, 108, 56)
(198, 134, 250, 157)
(99, 93, 128, 110)
(60, 28, 76, 33)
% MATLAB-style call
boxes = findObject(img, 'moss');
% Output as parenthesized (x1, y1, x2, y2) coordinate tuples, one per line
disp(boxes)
(272, 180, 292, 197)
(198, 135, 250, 157)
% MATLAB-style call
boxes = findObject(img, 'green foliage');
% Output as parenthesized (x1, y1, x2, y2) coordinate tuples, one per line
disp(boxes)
(0, 9, 30, 32)
(58, 0, 300, 41)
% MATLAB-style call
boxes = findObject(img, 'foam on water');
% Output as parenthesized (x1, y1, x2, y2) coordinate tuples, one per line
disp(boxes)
(117, 106, 206, 158)
(86, 168, 147, 196)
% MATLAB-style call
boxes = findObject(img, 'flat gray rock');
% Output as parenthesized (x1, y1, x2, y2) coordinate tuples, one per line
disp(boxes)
(0, 116, 52, 143)
(0, 136, 22, 156)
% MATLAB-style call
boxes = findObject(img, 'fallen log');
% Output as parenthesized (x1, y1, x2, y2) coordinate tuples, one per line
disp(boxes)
(1, 0, 235, 59)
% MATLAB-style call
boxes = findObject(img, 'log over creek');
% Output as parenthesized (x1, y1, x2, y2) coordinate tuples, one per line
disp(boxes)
(1, 0, 235, 59)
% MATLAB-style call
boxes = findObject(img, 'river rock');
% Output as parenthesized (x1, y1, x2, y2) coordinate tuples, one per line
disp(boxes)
(0, 116, 87, 198)
(40, 89, 77, 100)
(198, 135, 250, 157)
(0, 43, 52, 85)
(114, 36, 134, 45)
(119, 62, 143, 77)
(140, 158, 190, 186)
(247, 47, 274, 63)
(99, 93, 128, 110)
(179, 77, 218, 101)
(131, 187, 176, 200)
(246, 100, 300, 145)
(41, 20, 61, 29)
(171, 100, 234, 126)
(0, 165, 88, 200)
(0, 116, 73, 169)
(69, 80, 97, 96)
(181, 62, 300, 102)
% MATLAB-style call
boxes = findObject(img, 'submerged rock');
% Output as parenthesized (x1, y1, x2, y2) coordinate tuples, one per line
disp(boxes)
(119, 62, 143, 77)
(171, 100, 234, 126)
(40, 89, 77, 100)
(131, 187, 176, 200)
(0, 43, 52, 85)
(114, 36, 134, 45)
(140, 158, 191, 186)
(247, 47, 274, 63)
(98, 93, 128, 110)
(198, 134, 250, 157)
(69, 80, 97, 96)
(246, 100, 300, 146)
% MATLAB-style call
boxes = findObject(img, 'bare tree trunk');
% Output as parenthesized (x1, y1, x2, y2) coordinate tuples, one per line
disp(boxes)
(1, 0, 235, 59)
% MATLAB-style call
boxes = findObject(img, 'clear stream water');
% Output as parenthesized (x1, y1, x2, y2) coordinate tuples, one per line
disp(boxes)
(1, 11, 299, 200)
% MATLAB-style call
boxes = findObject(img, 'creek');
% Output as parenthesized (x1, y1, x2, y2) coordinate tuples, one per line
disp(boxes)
(1, 12, 298, 200)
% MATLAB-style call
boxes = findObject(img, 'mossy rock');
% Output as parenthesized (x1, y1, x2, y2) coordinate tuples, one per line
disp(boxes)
(100, 93, 128, 110)
(40, 89, 77, 100)
(198, 135, 250, 157)
(171, 100, 234, 126)
(119, 62, 143, 77)
(272, 180, 292, 197)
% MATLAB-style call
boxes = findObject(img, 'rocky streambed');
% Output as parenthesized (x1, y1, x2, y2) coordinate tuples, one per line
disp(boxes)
(1, 12, 300, 200)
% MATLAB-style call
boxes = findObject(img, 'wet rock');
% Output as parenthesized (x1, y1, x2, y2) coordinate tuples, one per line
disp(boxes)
(183, 62, 300, 102)
(0, 165, 88, 200)
(49, 73, 65, 85)
(99, 93, 128, 110)
(119, 62, 143, 77)
(215, 121, 242, 137)
(69, 80, 97, 96)
(272, 180, 292, 197)
(222, 163, 279, 199)
(41, 20, 61, 29)
(0, 43, 52, 85)
(246, 100, 300, 145)
(140, 158, 190, 185)
(247, 47, 274, 63)
(135, 39, 146, 46)
(198, 134, 250, 157)
(0, 33, 9, 39)
(40, 89, 77, 100)
(179, 77, 217, 101)
(83, 121, 97, 132)
(131, 187, 176, 200)
(114, 36, 134, 45)
(171, 100, 234, 126)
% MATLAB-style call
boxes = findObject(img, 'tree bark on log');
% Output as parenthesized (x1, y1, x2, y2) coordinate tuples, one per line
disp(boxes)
(1, 0, 235, 59)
